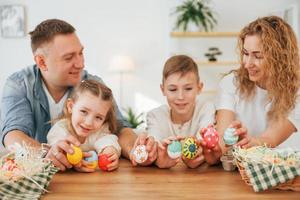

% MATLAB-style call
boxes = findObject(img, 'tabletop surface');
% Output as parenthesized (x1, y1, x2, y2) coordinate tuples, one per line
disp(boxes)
(43, 159, 300, 200)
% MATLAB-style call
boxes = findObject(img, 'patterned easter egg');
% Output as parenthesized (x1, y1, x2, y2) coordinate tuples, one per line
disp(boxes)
(133, 145, 148, 164)
(98, 154, 111, 171)
(202, 126, 219, 149)
(67, 146, 83, 165)
(84, 151, 98, 169)
(182, 137, 198, 159)
(167, 140, 182, 159)
(223, 127, 238, 145)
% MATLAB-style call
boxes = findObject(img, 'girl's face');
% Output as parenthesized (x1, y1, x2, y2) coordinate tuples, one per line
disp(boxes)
(67, 91, 111, 138)
(242, 35, 267, 87)
(161, 71, 202, 120)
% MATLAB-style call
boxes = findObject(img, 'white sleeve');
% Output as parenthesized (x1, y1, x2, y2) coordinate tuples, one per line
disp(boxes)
(215, 73, 236, 112)
(146, 110, 166, 141)
(288, 95, 300, 132)
(94, 134, 121, 157)
(47, 121, 69, 146)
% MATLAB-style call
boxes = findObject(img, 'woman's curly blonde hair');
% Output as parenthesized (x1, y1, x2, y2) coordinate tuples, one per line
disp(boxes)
(235, 16, 300, 121)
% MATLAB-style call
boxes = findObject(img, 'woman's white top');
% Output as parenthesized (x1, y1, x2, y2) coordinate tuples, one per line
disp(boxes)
(215, 73, 300, 149)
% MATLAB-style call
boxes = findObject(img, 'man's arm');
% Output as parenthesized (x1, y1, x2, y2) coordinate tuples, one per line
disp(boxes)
(118, 127, 137, 159)
(4, 130, 41, 147)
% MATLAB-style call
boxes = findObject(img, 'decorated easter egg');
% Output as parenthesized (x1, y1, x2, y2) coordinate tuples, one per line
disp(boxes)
(202, 126, 219, 149)
(223, 127, 238, 145)
(167, 140, 182, 159)
(98, 154, 111, 171)
(67, 146, 83, 165)
(182, 137, 198, 159)
(133, 145, 148, 164)
(84, 151, 98, 169)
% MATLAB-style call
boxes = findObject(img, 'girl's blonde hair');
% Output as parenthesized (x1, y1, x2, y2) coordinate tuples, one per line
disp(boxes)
(235, 16, 300, 121)
(63, 80, 117, 137)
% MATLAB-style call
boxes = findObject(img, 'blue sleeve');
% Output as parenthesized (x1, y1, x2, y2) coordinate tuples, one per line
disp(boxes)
(1, 75, 34, 146)
(85, 72, 131, 134)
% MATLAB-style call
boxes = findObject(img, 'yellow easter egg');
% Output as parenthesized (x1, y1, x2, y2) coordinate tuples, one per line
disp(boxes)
(67, 146, 83, 165)
(182, 137, 198, 159)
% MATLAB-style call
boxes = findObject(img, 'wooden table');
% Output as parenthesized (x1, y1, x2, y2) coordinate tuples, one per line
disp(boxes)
(43, 159, 299, 200)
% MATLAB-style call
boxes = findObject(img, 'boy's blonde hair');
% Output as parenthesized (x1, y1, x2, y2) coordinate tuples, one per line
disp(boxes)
(63, 80, 117, 136)
(162, 55, 199, 83)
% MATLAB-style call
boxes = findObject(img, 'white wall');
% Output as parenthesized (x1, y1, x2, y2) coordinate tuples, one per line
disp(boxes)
(1, 0, 299, 147)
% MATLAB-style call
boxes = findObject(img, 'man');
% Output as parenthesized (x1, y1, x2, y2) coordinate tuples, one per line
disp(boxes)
(1, 19, 157, 171)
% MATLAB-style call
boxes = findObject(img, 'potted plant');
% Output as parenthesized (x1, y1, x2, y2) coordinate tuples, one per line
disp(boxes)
(173, 0, 217, 32)
(204, 47, 222, 62)
(123, 107, 144, 129)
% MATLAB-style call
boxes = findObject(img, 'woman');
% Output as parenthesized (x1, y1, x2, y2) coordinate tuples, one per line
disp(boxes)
(204, 16, 300, 163)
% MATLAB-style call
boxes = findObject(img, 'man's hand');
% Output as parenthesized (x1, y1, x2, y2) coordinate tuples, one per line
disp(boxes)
(46, 135, 81, 171)
(130, 133, 157, 166)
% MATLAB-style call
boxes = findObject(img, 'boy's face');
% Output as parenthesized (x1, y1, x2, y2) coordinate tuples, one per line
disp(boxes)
(161, 71, 202, 119)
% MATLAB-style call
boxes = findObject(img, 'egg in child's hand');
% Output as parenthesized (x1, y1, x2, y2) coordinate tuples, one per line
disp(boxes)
(67, 145, 83, 165)
(84, 150, 98, 169)
(202, 125, 219, 149)
(167, 140, 182, 159)
(182, 137, 198, 159)
(133, 145, 148, 164)
(223, 127, 238, 146)
(98, 154, 111, 171)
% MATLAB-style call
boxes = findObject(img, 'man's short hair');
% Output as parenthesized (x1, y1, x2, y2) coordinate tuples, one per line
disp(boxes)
(29, 19, 75, 53)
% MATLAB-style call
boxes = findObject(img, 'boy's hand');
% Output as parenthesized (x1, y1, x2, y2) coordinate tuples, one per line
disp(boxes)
(155, 135, 184, 169)
(130, 133, 157, 166)
(73, 151, 95, 173)
(200, 129, 222, 165)
(182, 139, 205, 168)
(102, 146, 119, 171)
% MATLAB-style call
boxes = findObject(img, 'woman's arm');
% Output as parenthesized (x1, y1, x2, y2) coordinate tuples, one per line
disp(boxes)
(246, 118, 296, 148)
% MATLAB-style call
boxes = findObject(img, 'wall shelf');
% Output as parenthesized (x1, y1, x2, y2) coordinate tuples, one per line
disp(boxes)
(170, 31, 239, 38)
(196, 61, 239, 66)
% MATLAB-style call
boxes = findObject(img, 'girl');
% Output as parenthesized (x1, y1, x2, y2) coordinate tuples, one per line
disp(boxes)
(205, 16, 300, 164)
(47, 80, 121, 172)
(146, 55, 215, 168)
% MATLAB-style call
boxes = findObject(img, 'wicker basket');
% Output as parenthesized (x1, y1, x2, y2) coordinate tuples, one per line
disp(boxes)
(236, 159, 300, 191)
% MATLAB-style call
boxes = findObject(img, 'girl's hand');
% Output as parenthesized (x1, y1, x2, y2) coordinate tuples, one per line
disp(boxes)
(182, 139, 205, 168)
(155, 135, 184, 169)
(130, 133, 158, 166)
(102, 146, 119, 171)
(73, 151, 95, 173)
